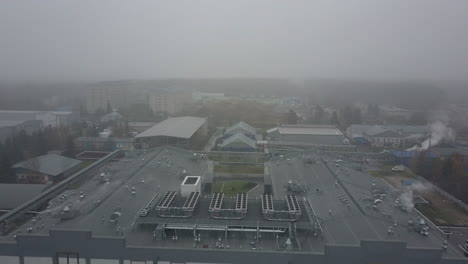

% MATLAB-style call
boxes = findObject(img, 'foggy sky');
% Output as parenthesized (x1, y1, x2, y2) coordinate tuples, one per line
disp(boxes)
(1, 0, 467, 82)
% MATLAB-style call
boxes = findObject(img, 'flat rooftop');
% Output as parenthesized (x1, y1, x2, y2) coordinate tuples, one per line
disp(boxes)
(267, 151, 466, 257)
(1, 147, 466, 258)
(278, 125, 343, 136)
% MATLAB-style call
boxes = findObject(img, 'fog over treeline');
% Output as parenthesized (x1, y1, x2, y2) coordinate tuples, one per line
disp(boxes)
(1, 0, 468, 82)
(1, 79, 466, 112)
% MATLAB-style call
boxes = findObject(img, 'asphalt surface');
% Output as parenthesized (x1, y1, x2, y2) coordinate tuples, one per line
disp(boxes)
(267, 151, 465, 258)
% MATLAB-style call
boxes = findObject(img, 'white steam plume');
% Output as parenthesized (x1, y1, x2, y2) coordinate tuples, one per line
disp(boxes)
(399, 181, 431, 211)
(407, 121, 455, 151)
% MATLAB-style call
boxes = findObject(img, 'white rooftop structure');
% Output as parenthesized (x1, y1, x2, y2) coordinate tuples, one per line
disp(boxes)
(180, 176, 201, 197)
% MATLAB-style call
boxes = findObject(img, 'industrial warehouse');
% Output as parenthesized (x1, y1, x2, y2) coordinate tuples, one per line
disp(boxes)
(135, 116, 208, 149)
(0, 145, 467, 264)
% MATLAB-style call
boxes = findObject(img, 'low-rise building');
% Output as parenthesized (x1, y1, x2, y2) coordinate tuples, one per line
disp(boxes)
(223, 121, 256, 139)
(346, 124, 428, 148)
(0, 120, 41, 143)
(135, 116, 207, 149)
(267, 125, 347, 146)
(12, 154, 82, 184)
(0, 110, 76, 128)
(219, 132, 257, 152)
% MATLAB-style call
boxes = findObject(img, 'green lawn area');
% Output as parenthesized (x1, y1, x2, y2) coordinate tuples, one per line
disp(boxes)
(213, 180, 257, 196)
(214, 164, 264, 174)
(415, 203, 457, 226)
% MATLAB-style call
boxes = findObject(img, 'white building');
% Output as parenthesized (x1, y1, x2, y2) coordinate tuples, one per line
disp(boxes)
(85, 86, 129, 114)
(149, 90, 192, 115)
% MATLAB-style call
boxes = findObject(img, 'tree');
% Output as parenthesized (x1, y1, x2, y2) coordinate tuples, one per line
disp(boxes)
(314, 105, 324, 123)
(352, 108, 362, 124)
(330, 111, 339, 126)
(339, 105, 354, 128)
(106, 100, 113, 113)
(430, 157, 444, 182)
(408, 112, 427, 125)
(63, 135, 76, 158)
(286, 109, 298, 124)
(367, 103, 380, 118)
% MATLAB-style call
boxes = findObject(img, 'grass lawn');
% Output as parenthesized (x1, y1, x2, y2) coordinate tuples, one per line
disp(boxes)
(214, 164, 264, 174)
(370, 169, 468, 226)
(213, 180, 257, 196)
(415, 203, 458, 226)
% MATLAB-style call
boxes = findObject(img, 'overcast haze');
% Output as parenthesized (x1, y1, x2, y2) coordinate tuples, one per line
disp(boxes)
(1, 0, 468, 82)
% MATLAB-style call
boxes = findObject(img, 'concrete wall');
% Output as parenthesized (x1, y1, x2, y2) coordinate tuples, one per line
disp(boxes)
(0, 230, 466, 264)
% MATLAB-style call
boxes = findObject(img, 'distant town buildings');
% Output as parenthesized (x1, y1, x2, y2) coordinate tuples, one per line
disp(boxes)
(85, 86, 129, 114)
(192, 91, 226, 102)
(148, 89, 192, 115)
(380, 105, 415, 120)
(0, 110, 76, 128)
(100, 111, 124, 123)
(12, 154, 82, 184)
(0, 120, 41, 143)
(0, 110, 76, 143)
(239, 95, 300, 106)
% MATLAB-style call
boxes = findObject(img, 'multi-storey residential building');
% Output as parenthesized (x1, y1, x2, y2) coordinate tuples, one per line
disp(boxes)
(148, 89, 192, 115)
(85, 86, 129, 114)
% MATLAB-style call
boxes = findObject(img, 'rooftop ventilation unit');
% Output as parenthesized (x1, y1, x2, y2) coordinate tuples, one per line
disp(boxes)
(209, 192, 224, 212)
(182, 192, 200, 211)
(235, 193, 248, 214)
(209, 192, 248, 219)
(156, 191, 177, 210)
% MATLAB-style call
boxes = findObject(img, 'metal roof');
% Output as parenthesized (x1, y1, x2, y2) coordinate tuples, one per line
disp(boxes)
(0, 184, 49, 209)
(278, 126, 343, 136)
(219, 132, 256, 149)
(348, 124, 427, 138)
(136, 116, 206, 139)
(12, 154, 82, 176)
(225, 121, 256, 136)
